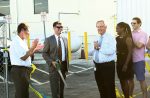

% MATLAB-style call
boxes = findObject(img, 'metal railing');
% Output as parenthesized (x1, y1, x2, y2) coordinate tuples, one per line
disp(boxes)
(0, 19, 9, 98)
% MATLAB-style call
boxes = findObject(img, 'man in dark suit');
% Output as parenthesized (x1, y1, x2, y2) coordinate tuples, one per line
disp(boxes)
(42, 21, 69, 98)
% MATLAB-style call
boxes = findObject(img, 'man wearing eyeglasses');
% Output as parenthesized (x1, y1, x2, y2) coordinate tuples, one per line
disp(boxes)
(42, 21, 68, 98)
(130, 17, 148, 98)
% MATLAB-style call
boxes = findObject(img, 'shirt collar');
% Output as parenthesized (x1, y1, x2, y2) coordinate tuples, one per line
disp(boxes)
(54, 34, 62, 39)
(99, 32, 106, 38)
(16, 35, 25, 42)
(133, 28, 142, 33)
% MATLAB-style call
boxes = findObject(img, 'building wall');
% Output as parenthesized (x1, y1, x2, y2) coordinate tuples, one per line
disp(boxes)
(8, 0, 115, 39)
(117, 0, 150, 35)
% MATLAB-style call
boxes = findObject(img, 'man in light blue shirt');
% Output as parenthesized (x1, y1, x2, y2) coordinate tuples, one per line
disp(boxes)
(91, 20, 116, 98)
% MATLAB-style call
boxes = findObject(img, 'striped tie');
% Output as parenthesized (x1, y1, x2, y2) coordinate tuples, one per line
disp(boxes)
(58, 37, 62, 61)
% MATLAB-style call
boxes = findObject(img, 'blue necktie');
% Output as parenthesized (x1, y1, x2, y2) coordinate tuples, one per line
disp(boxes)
(95, 36, 103, 62)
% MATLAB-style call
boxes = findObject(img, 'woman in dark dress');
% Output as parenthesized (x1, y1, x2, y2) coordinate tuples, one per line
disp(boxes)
(116, 22, 134, 98)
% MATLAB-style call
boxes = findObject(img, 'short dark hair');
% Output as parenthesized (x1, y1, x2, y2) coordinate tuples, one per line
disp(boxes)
(132, 17, 142, 24)
(53, 21, 62, 27)
(17, 23, 28, 34)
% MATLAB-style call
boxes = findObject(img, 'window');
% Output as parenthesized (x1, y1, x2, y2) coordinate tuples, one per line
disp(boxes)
(0, 0, 10, 15)
(34, 0, 48, 14)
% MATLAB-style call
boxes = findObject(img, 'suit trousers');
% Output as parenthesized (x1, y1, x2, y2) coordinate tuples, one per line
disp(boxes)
(49, 61, 67, 98)
(11, 65, 31, 98)
(94, 61, 116, 98)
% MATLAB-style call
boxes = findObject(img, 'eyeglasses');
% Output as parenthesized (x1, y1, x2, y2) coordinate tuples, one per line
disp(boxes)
(56, 26, 63, 29)
(131, 22, 137, 25)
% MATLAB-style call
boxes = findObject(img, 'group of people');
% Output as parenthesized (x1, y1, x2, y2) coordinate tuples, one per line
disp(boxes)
(9, 17, 149, 98)
(92, 17, 148, 98)
(9, 21, 68, 98)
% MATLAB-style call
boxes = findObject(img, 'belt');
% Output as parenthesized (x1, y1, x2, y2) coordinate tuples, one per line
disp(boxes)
(94, 60, 115, 64)
(12, 65, 31, 69)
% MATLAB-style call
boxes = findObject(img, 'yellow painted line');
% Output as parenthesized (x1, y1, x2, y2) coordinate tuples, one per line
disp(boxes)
(115, 85, 150, 97)
(30, 64, 44, 98)
(145, 53, 150, 73)
(29, 85, 43, 98)
(115, 53, 150, 98)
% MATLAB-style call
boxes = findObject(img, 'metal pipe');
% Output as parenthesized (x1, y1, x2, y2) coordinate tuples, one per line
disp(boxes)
(58, 12, 79, 21)
(3, 22, 9, 98)
(43, 21, 46, 39)
(41, 12, 47, 39)
(8, 23, 11, 40)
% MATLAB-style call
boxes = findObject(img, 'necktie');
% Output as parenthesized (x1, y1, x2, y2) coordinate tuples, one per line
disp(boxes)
(95, 36, 103, 62)
(58, 37, 62, 61)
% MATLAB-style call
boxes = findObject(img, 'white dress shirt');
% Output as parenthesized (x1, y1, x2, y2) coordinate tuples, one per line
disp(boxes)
(9, 35, 31, 67)
(89, 32, 116, 63)
(55, 35, 66, 61)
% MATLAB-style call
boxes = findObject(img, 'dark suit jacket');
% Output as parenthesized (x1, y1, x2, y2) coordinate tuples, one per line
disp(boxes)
(42, 35, 69, 72)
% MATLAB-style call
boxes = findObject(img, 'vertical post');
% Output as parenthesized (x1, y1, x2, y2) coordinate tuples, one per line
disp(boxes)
(27, 34, 30, 49)
(8, 23, 11, 40)
(84, 32, 88, 60)
(113, 15, 117, 34)
(3, 22, 9, 98)
(67, 32, 72, 61)
(113, 0, 117, 34)
(43, 21, 46, 39)
(5, 15, 11, 40)
(41, 12, 47, 39)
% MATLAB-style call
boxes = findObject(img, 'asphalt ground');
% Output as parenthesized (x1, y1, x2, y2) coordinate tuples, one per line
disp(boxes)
(0, 52, 150, 98)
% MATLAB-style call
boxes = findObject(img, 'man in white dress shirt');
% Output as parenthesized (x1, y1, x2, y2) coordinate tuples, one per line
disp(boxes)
(92, 20, 116, 98)
(9, 23, 39, 98)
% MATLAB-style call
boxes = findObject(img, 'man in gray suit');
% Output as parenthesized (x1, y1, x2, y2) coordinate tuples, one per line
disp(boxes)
(42, 21, 69, 98)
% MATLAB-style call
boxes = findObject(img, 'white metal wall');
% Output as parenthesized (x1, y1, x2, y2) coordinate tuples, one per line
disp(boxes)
(117, 0, 150, 35)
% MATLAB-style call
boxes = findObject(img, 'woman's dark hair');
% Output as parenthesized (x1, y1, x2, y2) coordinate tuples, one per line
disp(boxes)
(117, 22, 132, 38)
(125, 23, 132, 37)
(17, 23, 28, 34)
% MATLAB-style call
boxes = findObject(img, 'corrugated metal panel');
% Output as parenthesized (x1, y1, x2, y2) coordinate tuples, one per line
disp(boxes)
(117, 0, 150, 34)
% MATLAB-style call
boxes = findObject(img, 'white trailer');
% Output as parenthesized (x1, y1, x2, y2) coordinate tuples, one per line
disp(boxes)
(0, 0, 116, 53)
(117, 0, 150, 35)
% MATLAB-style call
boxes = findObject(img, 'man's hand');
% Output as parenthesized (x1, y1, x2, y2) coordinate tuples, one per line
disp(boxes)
(33, 43, 44, 52)
(31, 39, 39, 49)
(51, 61, 56, 68)
(134, 41, 144, 49)
(94, 41, 100, 50)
